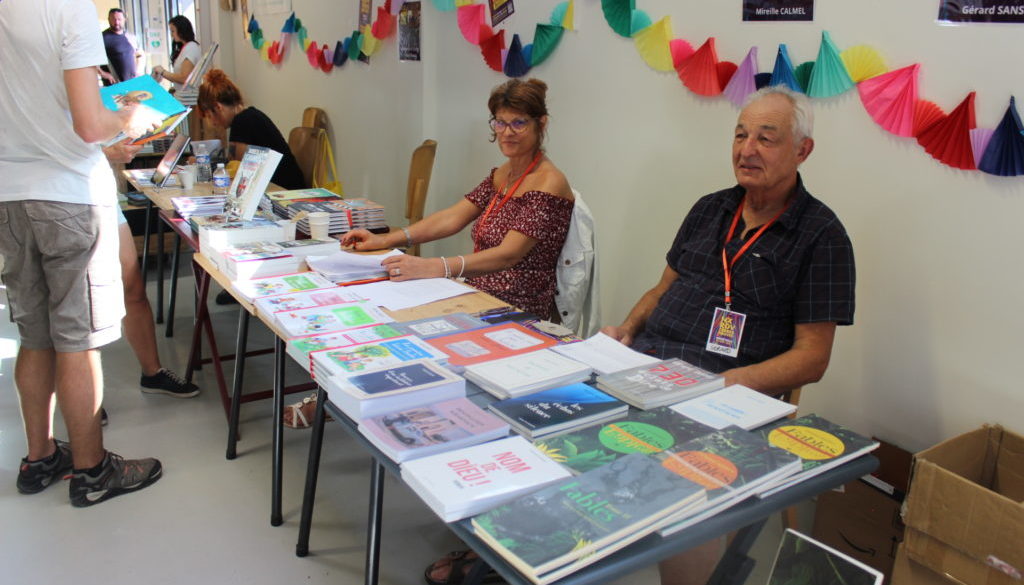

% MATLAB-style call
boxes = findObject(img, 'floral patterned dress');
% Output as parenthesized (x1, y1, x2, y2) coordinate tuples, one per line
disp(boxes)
(464, 169, 574, 319)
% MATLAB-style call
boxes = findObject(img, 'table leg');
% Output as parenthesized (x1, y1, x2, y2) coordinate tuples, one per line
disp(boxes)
(140, 200, 153, 285)
(166, 233, 182, 337)
(186, 258, 210, 382)
(226, 307, 250, 460)
(706, 519, 767, 585)
(365, 460, 385, 585)
(155, 216, 165, 323)
(296, 386, 328, 557)
(271, 336, 285, 527)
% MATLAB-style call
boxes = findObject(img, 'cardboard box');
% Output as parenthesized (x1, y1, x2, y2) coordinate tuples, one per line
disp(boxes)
(813, 477, 905, 577)
(892, 544, 963, 585)
(903, 425, 1024, 585)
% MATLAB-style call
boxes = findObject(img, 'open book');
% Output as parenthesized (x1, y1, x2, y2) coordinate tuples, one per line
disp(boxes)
(100, 75, 188, 146)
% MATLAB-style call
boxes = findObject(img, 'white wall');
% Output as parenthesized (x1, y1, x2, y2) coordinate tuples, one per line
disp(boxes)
(219, 0, 1024, 451)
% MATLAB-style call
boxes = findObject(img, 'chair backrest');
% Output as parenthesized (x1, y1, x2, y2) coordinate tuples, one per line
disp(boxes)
(302, 107, 329, 131)
(405, 139, 438, 256)
(555, 189, 601, 337)
(287, 126, 326, 189)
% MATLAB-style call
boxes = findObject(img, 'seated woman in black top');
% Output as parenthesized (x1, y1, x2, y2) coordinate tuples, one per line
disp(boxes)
(197, 69, 306, 190)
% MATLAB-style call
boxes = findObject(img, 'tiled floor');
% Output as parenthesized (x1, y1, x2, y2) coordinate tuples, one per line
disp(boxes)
(0, 266, 801, 585)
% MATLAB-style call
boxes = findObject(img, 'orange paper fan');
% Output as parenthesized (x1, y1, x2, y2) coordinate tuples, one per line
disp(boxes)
(859, 64, 920, 138)
(916, 92, 977, 170)
(678, 38, 722, 97)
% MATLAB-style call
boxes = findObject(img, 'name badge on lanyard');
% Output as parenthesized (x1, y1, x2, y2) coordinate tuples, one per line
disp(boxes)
(706, 196, 787, 358)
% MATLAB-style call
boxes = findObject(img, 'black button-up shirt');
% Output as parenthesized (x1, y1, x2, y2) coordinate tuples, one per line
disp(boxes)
(632, 175, 855, 374)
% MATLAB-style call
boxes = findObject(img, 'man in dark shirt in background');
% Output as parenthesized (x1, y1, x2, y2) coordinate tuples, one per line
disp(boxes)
(102, 8, 143, 83)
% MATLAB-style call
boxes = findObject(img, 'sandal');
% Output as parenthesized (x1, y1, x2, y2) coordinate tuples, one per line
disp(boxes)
(424, 550, 502, 585)
(283, 392, 333, 429)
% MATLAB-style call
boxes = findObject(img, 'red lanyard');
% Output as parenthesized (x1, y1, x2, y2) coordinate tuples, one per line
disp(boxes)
(721, 197, 788, 308)
(478, 151, 544, 234)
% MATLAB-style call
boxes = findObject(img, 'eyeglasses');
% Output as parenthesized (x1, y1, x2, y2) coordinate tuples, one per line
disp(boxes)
(489, 117, 532, 134)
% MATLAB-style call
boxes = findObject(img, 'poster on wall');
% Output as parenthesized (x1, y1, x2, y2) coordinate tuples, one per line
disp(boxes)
(742, 0, 814, 21)
(399, 1, 422, 62)
(937, 0, 1024, 23)
(359, 0, 372, 63)
(490, 0, 515, 27)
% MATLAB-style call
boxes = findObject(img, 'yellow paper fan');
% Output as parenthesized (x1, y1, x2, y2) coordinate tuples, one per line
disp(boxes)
(455, 0, 475, 7)
(302, 38, 313, 51)
(563, 0, 576, 31)
(633, 16, 674, 72)
(841, 45, 887, 82)
(260, 44, 271, 61)
(360, 24, 381, 56)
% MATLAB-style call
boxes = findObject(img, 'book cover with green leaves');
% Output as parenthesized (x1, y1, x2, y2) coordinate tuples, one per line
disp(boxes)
(471, 452, 706, 578)
(533, 407, 714, 474)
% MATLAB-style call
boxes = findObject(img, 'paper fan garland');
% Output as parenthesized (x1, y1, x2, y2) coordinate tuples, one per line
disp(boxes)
(371, 6, 396, 39)
(770, 44, 802, 92)
(723, 47, 759, 108)
(978, 97, 1024, 176)
(531, 23, 564, 67)
(754, 72, 773, 90)
(794, 62, 814, 93)
(634, 16, 674, 72)
(480, 30, 506, 72)
(333, 40, 349, 67)
(631, 9, 652, 35)
(555, 0, 575, 30)
(858, 64, 920, 138)
(431, 0, 457, 11)
(504, 34, 530, 77)
(603, 0, 635, 38)
(670, 38, 695, 69)
(841, 45, 887, 82)
(717, 61, 737, 90)
(678, 38, 723, 97)
(916, 92, 977, 170)
(806, 31, 854, 98)
(457, 4, 488, 45)
(970, 128, 995, 169)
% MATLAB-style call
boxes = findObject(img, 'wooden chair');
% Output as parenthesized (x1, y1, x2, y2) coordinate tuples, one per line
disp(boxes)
(779, 386, 804, 529)
(287, 126, 326, 189)
(404, 139, 438, 256)
(301, 107, 329, 131)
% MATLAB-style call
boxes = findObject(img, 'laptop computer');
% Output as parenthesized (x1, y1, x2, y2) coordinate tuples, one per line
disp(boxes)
(767, 529, 883, 585)
(149, 133, 191, 188)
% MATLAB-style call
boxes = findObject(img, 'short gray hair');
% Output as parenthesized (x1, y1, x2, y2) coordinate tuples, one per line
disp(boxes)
(742, 86, 814, 142)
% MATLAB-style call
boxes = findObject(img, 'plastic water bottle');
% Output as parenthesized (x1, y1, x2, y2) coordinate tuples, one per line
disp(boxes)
(195, 143, 212, 182)
(212, 163, 230, 195)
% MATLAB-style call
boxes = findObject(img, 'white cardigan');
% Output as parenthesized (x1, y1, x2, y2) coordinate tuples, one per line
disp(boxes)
(555, 190, 600, 337)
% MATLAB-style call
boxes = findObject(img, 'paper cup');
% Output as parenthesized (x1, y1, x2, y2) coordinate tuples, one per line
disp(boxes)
(277, 219, 298, 241)
(179, 168, 196, 190)
(307, 212, 330, 240)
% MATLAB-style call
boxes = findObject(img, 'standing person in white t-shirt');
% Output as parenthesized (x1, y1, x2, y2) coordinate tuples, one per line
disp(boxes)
(0, 0, 163, 507)
(152, 14, 200, 92)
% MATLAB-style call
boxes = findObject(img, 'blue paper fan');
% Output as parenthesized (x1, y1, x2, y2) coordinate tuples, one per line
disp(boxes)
(979, 97, 1024, 176)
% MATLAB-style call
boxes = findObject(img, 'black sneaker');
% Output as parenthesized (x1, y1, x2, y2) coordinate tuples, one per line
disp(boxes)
(17, 439, 74, 494)
(69, 451, 162, 507)
(140, 368, 199, 398)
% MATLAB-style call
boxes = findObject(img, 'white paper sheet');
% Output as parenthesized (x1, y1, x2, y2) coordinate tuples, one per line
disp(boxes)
(347, 278, 477, 311)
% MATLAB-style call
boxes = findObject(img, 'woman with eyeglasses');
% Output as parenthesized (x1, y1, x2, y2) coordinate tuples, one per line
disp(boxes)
(341, 78, 574, 321)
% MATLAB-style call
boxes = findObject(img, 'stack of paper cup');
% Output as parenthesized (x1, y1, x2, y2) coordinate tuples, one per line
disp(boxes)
(179, 167, 196, 190)
(277, 219, 297, 241)
(307, 212, 331, 240)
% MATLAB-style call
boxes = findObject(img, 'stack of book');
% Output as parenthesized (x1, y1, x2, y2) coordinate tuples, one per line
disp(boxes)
(462, 349, 592, 399)
(654, 426, 803, 536)
(286, 324, 406, 372)
(752, 414, 880, 497)
(595, 359, 725, 409)
(390, 313, 489, 339)
(401, 435, 572, 522)
(358, 397, 510, 462)
(231, 271, 337, 303)
(533, 407, 715, 475)
(263, 187, 342, 217)
(306, 250, 401, 283)
(470, 453, 707, 584)
(220, 241, 297, 280)
(171, 195, 226, 221)
(275, 301, 394, 339)
(426, 322, 560, 368)
(280, 198, 387, 236)
(487, 383, 628, 440)
(253, 286, 365, 320)
(322, 358, 466, 421)
(310, 336, 449, 387)
(194, 215, 285, 267)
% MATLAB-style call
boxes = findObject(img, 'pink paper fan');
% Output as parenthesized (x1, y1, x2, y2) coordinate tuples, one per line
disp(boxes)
(458, 4, 488, 45)
(678, 38, 722, 97)
(670, 39, 695, 69)
(970, 128, 995, 168)
(858, 64, 920, 138)
(916, 92, 977, 170)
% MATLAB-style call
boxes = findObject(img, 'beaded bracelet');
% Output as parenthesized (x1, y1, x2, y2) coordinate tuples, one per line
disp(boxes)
(441, 256, 451, 279)
(401, 226, 413, 249)
(456, 255, 466, 279)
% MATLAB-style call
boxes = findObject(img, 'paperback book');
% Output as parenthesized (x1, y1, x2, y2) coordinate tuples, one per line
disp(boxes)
(306, 249, 401, 283)
(311, 335, 449, 381)
(391, 313, 489, 340)
(220, 241, 297, 280)
(100, 75, 188, 145)
(462, 349, 592, 399)
(172, 195, 226, 221)
(253, 287, 365, 319)
(231, 272, 337, 302)
(753, 414, 880, 497)
(195, 215, 285, 263)
(228, 146, 283, 220)
(471, 452, 707, 581)
(426, 322, 560, 368)
(286, 324, 405, 372)
(533, 407, 715, 475)
(476, 307, 582, 344)
(595, 358, 725, 409)
(400, 435, 572, 522)
(669, 384, 797, 431)
(358, 397, 509, 462)
(285, 198, 388, 235)
(550, 332, 661, 376)
(655, 426, 802, 536)
(486, 383, 628, 440)
(275, 301, 394, 339)
(325, 358, 466, 420)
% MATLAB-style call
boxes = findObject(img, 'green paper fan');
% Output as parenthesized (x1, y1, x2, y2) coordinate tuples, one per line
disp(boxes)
(807, 31, 855, 98)
(531, 23, 564, 67)
(602, 0, 635, 38)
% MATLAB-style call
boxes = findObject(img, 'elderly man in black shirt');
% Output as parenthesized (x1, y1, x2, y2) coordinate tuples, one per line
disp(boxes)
(602, 85, 855, 585)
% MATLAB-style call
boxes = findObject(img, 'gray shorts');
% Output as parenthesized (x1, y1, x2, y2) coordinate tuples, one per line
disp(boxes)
(0, 200, 124, 352)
